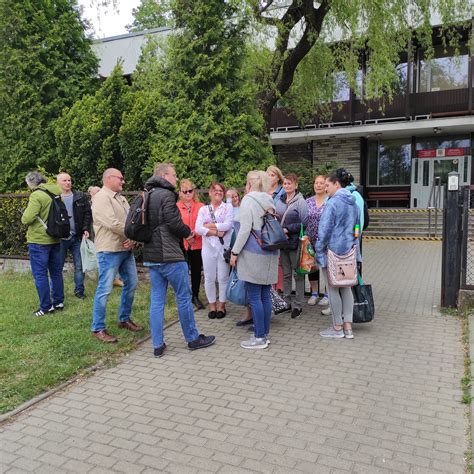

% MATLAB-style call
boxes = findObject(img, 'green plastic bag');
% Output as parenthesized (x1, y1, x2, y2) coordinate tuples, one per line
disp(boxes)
(80, 238, 98, 273)
(296, 224, 316, 275)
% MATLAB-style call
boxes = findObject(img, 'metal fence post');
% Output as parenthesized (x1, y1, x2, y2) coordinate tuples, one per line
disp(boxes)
(441, 172, 463, 307)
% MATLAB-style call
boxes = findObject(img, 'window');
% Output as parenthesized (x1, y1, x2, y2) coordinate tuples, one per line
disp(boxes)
(368, 139, 411, 186)
(393, 62, 408, 95)
(332, 71, 350, 102)
(417, 44, 469, 92)
(332, 70, 363, 102)
(416, 135, 471, 151)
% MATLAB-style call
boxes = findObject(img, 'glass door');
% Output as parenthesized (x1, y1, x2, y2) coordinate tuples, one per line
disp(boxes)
(411, 156, 471, 208)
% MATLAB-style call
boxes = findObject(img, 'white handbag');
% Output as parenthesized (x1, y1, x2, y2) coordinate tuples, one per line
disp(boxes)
(326, 246, 357, 287)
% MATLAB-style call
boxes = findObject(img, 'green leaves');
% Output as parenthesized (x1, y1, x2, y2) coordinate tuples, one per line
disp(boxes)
(0, 0, 99, 192)
(121, 0, 273, 190)
(55, 64, 132, 189)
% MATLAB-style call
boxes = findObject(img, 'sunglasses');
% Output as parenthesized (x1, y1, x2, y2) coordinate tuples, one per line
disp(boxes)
(181, 189, 194, 195)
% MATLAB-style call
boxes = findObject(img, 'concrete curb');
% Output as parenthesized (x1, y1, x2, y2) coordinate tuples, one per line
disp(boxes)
(0, 318, 180, 426)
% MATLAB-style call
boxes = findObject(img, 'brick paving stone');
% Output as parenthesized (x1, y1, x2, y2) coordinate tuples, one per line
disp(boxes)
(0, 241, 468, 472)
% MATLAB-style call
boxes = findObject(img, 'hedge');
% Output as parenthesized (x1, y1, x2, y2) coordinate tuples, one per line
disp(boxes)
(0, 195, 29, 257)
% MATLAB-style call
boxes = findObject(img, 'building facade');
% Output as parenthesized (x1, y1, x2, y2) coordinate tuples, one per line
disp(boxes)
(270, 26, 474, 208)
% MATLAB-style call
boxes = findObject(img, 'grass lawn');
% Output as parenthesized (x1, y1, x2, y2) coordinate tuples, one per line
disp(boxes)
(0, 270, 177, 414)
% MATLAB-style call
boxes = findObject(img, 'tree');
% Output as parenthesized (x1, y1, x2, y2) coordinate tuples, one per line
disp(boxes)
(248, 0, 470, 129)
(120, 0, 273, 189)
(126, 0, 171, 32)
(55, 65, 132, 189)
(0, 0, 99, 192)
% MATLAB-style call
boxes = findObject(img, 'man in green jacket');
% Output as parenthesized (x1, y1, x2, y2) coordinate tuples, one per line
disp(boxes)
(21, 171, 65, 317)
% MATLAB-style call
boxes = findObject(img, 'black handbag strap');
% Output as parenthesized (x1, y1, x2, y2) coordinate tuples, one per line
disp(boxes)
(208, 205, 225, 246)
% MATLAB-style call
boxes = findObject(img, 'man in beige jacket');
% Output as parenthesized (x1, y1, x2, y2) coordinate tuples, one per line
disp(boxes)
(91, 168, 143, 343)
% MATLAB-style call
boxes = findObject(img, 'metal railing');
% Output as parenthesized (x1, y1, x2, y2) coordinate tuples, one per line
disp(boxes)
(461, 186, 474, 290)
(427, 176, 442, 238)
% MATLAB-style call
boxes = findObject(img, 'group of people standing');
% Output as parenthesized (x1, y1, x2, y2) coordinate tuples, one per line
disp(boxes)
(172, 165, 364, 349)
(21, 161, 364, 356)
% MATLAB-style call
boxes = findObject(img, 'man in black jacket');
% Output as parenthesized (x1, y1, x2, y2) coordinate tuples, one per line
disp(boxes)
(143, 163, 216, 358)
(57, 172, 92, 299)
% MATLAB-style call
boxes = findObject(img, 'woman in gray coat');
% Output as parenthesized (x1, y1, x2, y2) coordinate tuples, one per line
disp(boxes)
(275, 173, 308, 319)
(230, 171, 279, 349)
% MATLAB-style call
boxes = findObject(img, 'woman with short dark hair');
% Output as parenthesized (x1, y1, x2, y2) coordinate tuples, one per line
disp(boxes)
(275, 173, 308, 319)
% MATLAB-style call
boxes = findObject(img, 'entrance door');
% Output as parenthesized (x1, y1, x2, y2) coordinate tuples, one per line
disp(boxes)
(411, 155, 471, 208)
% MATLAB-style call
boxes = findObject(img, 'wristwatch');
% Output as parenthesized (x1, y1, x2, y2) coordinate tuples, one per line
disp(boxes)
(231, 251, 239, 257)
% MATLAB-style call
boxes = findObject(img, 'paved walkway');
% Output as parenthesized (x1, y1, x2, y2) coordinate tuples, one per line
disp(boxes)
(0, 241, 467, 473)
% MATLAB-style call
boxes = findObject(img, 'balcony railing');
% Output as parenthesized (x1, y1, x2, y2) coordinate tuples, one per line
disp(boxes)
(270, 88, 471, 131)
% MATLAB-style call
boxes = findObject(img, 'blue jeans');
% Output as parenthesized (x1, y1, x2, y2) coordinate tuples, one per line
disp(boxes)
(91, 251, 138, 332)
(28, 243, 64, 311)
(246, 283, 272, 339)
(60, 235, 84, 295)
(148, 261, 200, 349)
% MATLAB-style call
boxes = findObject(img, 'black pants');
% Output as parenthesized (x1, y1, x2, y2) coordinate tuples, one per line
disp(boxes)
(186, 249, 203, 297)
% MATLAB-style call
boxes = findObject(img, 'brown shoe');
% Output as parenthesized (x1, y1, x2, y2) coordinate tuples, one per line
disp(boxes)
(118, 320, 144, 332)
(113, 279, 124, 287)
(92, 329, 118, 343)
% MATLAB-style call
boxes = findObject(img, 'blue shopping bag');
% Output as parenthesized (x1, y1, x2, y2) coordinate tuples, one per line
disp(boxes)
(226, 269, 248, 306)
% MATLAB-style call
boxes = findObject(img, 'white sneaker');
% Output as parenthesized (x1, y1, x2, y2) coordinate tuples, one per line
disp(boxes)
(321, 307, 332, 316)
(307, 295, 318, 306)
(317, 296, 329, 306)
(240, 336, 269, 350)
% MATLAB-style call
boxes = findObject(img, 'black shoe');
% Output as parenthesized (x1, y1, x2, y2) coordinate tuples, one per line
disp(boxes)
(208, 311, 217, 319)
(236, 318, 253, 327)
(192, 296, 205, 310)
(188, 334, 216, 351)
(32, 306, 55, 317)
(275, 304, 292, 315)
(154, 343, 166, 358)
(216, 310, 226, 319)
(75, 293, 86, 299)
(291, 308, 302, 319)
(54, 303, 64, 311)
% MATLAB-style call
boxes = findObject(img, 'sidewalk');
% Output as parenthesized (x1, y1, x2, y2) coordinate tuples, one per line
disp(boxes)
(0, 240, 467, 473)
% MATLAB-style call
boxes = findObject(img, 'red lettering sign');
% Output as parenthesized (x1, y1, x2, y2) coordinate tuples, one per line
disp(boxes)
(445, 148, 464, 157)
(418, 150, 436, 158)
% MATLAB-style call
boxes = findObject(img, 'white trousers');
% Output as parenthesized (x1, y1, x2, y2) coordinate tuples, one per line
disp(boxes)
(202, 245, 230, 303)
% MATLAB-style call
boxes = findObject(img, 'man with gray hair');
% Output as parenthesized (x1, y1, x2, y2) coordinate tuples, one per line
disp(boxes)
(57, 172, 92, 299)
(21, 171, 65, 317)
(90, 168, 142, 343)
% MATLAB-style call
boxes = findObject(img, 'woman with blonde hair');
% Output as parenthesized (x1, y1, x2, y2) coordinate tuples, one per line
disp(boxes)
(230, 171, 279, 349)
(196, 182, 233, 319)
(177, 179, 205, 310)
(266, 165, 286, 205)
(306, 175, 329, 306)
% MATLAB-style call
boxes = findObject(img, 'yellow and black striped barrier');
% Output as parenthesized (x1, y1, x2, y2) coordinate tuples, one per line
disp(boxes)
(368, 209, 432, 214)
(363, 235, 442, 241)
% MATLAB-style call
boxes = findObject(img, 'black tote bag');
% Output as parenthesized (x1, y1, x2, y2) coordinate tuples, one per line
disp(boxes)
(352, 274, 375, 323)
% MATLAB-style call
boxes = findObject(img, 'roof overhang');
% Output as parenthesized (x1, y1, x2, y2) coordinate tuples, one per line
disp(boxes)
(270, 116, 474, 145)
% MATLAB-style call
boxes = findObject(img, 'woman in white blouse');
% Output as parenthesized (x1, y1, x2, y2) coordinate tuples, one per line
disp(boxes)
(196, 182, 234, 319)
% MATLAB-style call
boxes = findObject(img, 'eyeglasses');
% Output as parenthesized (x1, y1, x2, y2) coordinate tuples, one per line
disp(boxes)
(110, 175, 124, 182)
(181, 189, 194, 195)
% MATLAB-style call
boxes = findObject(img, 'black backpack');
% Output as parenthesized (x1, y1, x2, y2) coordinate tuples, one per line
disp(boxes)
(351, 187, 369, 231)
(362, 199, 369, 230)
(34, 189, 71, 239)
(125, 189, 155, 243)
